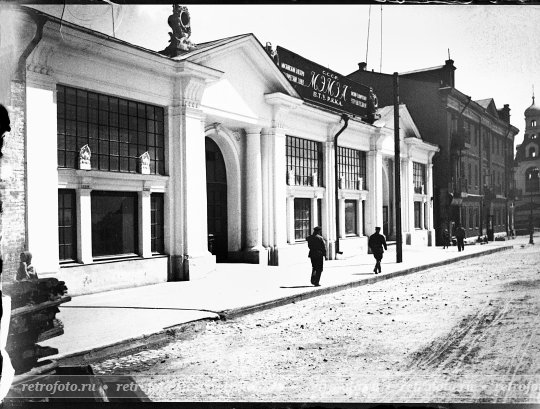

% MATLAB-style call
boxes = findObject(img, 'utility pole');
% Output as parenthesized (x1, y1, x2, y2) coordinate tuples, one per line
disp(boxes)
(393, 73, 402, 263)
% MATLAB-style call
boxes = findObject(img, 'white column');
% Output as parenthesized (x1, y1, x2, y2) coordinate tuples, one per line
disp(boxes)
(138, 189, 152, 258)
(26, 85, 59, 272)
(406, 158, 414, 232)
(244, 127, 263, 250)
(366, 149, 383, 234)
(77, 188, 93, 264)
(167, 105, 185, 278)
(324, 140, 336, 255)
(358, 199, 364, 236)
(271, 129, 289, 250)
(311, 197, 318, 230)
(286, 195, 295, 244)
(338, 198, 345, 238)
(181, 105, 212, 259)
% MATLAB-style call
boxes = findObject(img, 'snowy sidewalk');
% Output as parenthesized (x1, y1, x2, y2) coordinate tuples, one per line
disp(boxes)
(40, 236, 530, 364)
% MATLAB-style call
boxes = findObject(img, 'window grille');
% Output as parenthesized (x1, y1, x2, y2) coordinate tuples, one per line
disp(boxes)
(338, 147, 367, 190)
(286, 136, 323, 186)
(151, 193, 165, 254)
(57, 85, 165, 175)
(58, 189, 77, 261)
(413, 162, 426, 194)
(294, 198, 311, 240)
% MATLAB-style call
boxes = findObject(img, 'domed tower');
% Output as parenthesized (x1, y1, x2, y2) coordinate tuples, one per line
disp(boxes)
(513, 89, 540, 235)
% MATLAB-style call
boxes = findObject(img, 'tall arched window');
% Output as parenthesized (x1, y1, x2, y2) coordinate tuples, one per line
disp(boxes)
(525, 167, 540, 192)
(531, 120, 537, 127)
(528, 145, 538, 158)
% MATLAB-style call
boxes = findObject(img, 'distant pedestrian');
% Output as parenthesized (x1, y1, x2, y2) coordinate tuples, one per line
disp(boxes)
(368, 227, 387, 274)
(455, 223, 466, 252)
(307, 226, 327, 286)
(442, 228, 450, 249)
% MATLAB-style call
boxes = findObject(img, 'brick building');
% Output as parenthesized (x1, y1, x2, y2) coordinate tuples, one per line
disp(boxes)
(348, 60, 519, 245)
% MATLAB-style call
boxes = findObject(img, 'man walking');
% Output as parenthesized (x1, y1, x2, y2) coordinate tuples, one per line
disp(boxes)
(368, 227, 387, 274)
(455, 223, 466, 252)
(307, 226, 327, 286)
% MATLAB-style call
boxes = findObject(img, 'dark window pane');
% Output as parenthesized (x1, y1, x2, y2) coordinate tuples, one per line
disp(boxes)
(345, 200, 357, 235)
(151, 193, 164, 253)
(91, 191, 138, 257)
(110, 156, 119, 171)
(58, 189, 77, 261)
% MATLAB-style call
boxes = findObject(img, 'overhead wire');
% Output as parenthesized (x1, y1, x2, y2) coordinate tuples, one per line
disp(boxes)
(365, 5, 371, 67)
(380, 5, 383, 73)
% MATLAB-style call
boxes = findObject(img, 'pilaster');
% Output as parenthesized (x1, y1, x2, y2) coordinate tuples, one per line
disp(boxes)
(139, 189, 152, 258)
(77, 188, 93, 264)
(244, 127, 263, 250)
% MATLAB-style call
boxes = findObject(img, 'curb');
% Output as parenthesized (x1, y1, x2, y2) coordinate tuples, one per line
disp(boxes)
(57, 245, 512, 366)
(221, 245, 513, 319)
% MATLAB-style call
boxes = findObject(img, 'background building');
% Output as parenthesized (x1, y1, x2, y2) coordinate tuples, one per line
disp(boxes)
(513, 95, 540, 234)
(348, 60, 519, 244)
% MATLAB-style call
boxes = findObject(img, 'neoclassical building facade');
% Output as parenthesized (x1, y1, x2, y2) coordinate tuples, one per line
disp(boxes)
(1, 6, 438, 295)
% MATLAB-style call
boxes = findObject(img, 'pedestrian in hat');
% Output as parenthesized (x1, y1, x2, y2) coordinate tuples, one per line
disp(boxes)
(368, 226, 387, 274)
(307, 226, 327, 286)
(455, 223, 466, 252)
(442, 228, 450, 249)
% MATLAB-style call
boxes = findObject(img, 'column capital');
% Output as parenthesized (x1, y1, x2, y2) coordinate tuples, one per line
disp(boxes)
(245, 126, 263, 136)
(264, 92, 302, 129)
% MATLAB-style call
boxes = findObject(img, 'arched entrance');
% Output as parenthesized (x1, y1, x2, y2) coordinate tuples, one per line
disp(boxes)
(206, 137, 228, 262)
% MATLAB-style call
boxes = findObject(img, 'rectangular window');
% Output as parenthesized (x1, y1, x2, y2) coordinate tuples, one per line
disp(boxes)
(91, 191, 138, 257)
(58, 189, 77, 261)
(414, 202, 421, 228)
(413, 162, 426, 194)
(151, 193, 165, 254)
(286, 136, 323, 186)
(475, 208, 479, 228)
(294, 198, 311, 241)
(345, 200, 357, 235)
(57, 85, 165, 175)
(338, 147, 367, 190)
(469, 208, 474, 229)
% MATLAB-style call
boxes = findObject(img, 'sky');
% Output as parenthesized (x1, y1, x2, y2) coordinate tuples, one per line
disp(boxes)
(29, 4, 540, 150)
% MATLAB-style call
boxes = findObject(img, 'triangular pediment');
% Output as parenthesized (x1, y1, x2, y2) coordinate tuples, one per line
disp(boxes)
(475, 98, 499, 117)
(180, 34, 300, 124)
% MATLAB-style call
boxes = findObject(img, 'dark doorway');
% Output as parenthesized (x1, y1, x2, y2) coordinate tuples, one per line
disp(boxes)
(206, 138, 228, 262)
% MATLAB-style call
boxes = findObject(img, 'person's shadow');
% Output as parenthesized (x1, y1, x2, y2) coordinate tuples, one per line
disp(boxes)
(280, 285, 314, 289)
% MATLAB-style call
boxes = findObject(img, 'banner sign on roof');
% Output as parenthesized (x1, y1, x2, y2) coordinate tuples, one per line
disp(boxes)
(276, 46, 373, 121)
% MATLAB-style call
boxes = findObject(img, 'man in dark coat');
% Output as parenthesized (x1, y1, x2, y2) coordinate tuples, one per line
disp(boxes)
(442, 228, 450, 249)
(368, 226, 387, 274)
(455, 223, 466, 252)
(307, 226, 327, 286)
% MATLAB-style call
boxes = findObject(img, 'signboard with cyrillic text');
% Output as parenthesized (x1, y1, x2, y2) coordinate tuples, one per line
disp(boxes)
(276, 46, 370, 119)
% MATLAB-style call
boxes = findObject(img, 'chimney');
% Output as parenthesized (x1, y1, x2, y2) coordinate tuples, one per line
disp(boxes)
(358, 62, 367, 71)
(443, 59, 456, 88)
(498, 104, 511, 123)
